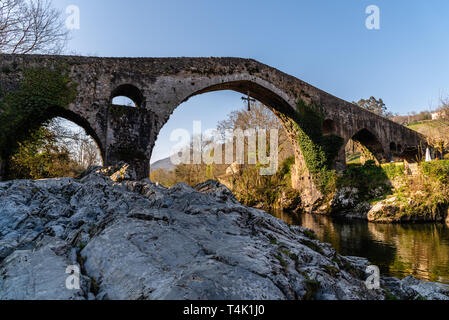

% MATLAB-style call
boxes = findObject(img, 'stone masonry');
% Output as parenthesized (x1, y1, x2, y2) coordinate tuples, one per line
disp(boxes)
(0, 54, 427, 208)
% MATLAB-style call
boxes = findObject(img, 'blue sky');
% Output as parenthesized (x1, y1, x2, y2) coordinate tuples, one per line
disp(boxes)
(54, 0, 449, 162)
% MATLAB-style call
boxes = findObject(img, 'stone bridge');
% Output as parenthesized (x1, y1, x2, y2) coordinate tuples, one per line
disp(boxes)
(0, 54, 426, 208)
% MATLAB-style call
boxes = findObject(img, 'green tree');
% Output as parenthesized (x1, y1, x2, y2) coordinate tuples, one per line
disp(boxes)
(354, 96, 392, 118)
(0, 66, 78, 180)
(7, 125, 84, 179)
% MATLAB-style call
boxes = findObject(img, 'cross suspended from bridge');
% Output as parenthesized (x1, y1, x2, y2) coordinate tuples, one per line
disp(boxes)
(242, 91, 256, 112)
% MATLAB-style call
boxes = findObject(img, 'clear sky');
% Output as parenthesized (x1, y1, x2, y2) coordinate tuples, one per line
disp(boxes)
(54, 0, 449, 162)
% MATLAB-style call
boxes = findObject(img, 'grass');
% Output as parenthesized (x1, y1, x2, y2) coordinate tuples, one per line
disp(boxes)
(407, 120, 449, 130)
(420, 160, 449, 184)
(78, 241, 87, 250)
(300, 239, 324, 255)
(323, 264, 339, 277)
(302, 229, 317, 240)
(334, 159, 449, 221)
(337, 161, 392, 202)
(372, 160, 449, 220)
(346, 152, 361, 164)
(268, 235, 279, 245)
(382, 162, 405, 180)
(383, 288, 399, 300)
(274, 253, 288, 268)
(407, 120, 449, 154)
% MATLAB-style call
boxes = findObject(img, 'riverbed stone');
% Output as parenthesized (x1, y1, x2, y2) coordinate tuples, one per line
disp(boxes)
(0, 167, 447, 300)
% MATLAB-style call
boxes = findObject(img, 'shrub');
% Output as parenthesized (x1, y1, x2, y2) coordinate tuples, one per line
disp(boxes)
(420, 160, 449, 184)
(337, 162, 391, 201)
(382, 163, 405, 180)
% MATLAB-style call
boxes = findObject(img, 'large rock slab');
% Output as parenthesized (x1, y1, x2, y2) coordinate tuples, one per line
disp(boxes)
(0, 165, 447, 300)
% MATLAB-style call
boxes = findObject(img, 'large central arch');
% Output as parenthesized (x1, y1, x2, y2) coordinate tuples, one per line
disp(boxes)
(149, 79, 327, 209)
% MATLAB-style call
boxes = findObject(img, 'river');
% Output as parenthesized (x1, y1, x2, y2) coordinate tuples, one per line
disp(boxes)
(272, 210, 449, 285)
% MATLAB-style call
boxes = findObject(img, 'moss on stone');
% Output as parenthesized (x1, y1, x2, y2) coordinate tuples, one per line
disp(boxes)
(292, 99, 343, 195)
(0, 65, 77, 162)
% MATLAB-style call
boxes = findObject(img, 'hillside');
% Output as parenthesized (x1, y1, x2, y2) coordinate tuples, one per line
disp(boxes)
(150, 157, 176, 172)
(407, 120, 449, 145)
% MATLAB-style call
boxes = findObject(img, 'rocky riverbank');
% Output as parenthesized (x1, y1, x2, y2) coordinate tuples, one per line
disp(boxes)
(332, 185, 449, 224)
(330, 161, 449, 223)
(1, 164, 448, 300)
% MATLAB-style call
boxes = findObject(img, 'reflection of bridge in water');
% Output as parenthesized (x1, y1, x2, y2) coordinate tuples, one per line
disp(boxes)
(275, 211, 449, 284)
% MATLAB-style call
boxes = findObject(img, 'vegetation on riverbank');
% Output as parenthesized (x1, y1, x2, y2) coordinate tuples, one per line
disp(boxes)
(0, 66, 88, 179)
(333, 160, 449, 222)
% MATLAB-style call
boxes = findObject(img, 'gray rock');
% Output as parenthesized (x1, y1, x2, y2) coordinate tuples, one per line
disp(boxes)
(383, 276, 449, 300)
(0, 242, 88, 300)
(0, 166, 447, 300)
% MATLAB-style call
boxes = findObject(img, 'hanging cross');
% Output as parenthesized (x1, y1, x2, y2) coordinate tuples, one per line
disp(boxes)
(241, 91, 256, 111)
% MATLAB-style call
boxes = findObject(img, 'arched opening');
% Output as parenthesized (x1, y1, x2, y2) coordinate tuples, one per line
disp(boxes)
(110, 84, 144, 108)
(178, 81, 304, 174)
(6, 115, 103, 180)
(390, 142, 403, 161)
(322, 119, 336, 136)
(402, 146, 422, 163)
(390, 142, 397, 152)
(345, 128, 385, 165)
(150, 82, 300, 212)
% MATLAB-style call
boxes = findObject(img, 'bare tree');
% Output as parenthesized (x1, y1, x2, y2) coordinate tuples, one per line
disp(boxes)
(217, 102, 294, 163)
(47, 118, 102, 168)
(0, 0, 68, 54)
(438, 97, 449, 121)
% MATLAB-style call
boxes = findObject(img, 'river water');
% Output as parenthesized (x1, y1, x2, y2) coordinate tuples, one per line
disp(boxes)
(272, 210, 449, 285)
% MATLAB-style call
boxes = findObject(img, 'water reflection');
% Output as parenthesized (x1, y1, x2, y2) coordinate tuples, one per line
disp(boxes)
(272, 210, 449, 284)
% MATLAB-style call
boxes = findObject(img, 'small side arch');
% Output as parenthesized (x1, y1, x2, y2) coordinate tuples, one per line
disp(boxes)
(347, 128, 386, 164)
(110, 84, 144, 108)
(390, 142, 397, 152)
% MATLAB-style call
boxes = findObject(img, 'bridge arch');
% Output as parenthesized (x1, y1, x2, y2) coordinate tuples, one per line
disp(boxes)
(160, 79, 300, 157)
(346, 128, 386, 164)
(1, 106, 104, 179)
(110, 84, 144, 108)
(150, 78, 325, 207)
(179, 80, 295, 118)
(390, 142, 397, 152)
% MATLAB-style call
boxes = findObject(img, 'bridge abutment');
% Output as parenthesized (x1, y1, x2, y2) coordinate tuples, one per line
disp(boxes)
(104, 105, 157, 180)
(334, 147, 347, 172)
(105, 151, 150, 180)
